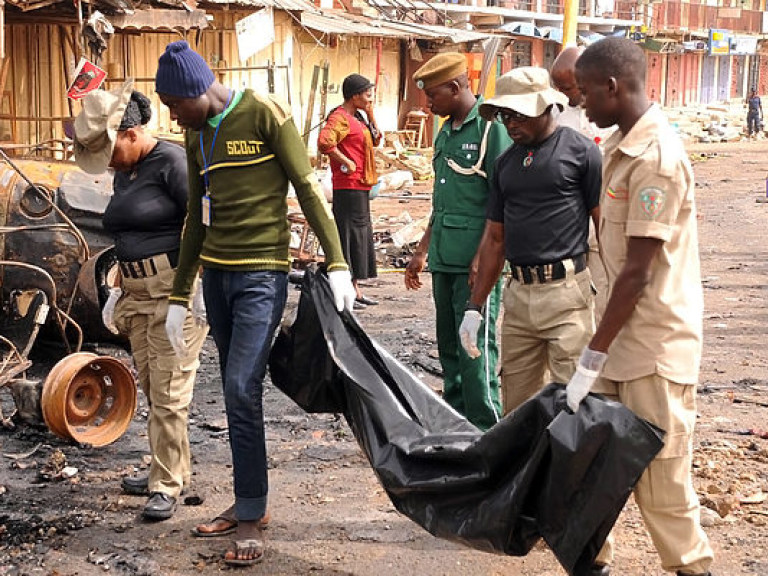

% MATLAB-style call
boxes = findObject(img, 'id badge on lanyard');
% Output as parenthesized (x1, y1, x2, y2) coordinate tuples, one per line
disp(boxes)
(201, 194, 212, 226)
(199, 90, 233, 227)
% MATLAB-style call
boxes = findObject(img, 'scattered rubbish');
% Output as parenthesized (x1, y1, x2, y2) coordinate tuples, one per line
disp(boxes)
(38, 449, 68, 482)
(183, 494, 205, 506)
(87, 549, 117, 570)
(740, 492, 767, 505)
(3, 442, 42, 460)
(717, 428, 768, 439)
(61, 466, 78, 478)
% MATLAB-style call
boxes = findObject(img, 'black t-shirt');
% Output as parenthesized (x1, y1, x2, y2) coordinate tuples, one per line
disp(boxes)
(103, 140, 189, 262)
(487, 126, 601, 265)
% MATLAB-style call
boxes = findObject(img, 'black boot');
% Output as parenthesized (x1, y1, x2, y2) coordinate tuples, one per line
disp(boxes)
(121, 475, 149, 495)
(143, 492, 177, 520)
(122, 475, 188, 496)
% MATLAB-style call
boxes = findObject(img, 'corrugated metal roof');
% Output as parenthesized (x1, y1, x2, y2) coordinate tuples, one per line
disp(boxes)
(383, 19, 494, 43)
(200, 0, 317, 10)
(110, 8, 210, 30)
(301, 12, 405, 37)
(301, 9, 493, 43)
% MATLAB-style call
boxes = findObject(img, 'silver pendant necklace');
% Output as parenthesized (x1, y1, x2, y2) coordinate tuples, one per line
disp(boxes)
(522, 150, 533, 168)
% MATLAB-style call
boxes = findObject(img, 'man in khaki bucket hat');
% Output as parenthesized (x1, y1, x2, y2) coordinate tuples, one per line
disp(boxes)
(459, 66, 603, 470)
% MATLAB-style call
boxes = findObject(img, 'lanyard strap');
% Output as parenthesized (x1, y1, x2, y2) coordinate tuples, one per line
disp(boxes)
(200, 89, 233, 193)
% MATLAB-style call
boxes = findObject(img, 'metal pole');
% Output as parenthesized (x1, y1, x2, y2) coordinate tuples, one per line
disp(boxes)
(562, 0, 579, 49)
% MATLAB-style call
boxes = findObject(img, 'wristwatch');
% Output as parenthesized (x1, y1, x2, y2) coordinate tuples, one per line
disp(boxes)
(465, 301, 484, 314)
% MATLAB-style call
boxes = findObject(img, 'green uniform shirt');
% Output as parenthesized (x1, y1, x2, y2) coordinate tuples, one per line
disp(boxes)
(170, 89, 347, 305)
(428, 98, 512, 273)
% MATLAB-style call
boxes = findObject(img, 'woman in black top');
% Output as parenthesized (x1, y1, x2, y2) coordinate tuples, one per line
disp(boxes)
(73, 83, 208, 521)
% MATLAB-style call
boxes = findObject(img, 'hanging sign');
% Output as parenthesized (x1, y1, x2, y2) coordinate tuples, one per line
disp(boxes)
(236, 8, 275, 62)
(67, 58, 107, 100)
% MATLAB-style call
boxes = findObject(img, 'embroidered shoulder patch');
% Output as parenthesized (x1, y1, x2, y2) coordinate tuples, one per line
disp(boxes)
(639, 187, 666, 219)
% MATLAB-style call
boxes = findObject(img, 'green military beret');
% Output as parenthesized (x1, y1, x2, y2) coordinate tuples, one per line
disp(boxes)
(413, 52, 468, 91)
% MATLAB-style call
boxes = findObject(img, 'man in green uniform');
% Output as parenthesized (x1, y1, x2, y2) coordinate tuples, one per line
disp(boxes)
(404, 53, 511, 431)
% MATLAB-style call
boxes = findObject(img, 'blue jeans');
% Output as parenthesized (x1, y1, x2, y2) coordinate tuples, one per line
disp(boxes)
(748, 112, 761, 135)
(203, 269, 288, 522)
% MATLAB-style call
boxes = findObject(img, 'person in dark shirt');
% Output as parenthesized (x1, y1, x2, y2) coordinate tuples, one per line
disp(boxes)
(459, 67, 602, 415)
(73, 82, 208, 521)
(746, 87, 763, 139)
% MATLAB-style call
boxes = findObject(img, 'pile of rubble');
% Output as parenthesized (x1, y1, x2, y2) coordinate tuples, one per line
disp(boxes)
(666, 102, 764, 143)
(376, 133, 433, 181)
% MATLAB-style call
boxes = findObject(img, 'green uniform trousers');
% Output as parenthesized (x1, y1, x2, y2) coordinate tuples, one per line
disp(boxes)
(432, 272, 502, 431)
(114, 263, 208, 498)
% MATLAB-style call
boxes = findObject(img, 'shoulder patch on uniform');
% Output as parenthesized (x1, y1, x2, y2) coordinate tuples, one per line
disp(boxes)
(639, 187, 666, 219)
(253, 93, 292, 126)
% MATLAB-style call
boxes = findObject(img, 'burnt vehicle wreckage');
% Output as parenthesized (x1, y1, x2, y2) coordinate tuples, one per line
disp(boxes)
(0, 147, 328, 444)
(0, 150, 136, 445)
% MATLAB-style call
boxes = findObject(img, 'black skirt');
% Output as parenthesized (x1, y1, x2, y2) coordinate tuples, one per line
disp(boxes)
(332, 189, 377, 281)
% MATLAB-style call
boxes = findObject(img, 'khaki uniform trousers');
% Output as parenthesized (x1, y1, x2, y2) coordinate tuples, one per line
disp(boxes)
(500, 263, 594, 414)
(114, 262, 208, 498)
(593, 374, 714, 573)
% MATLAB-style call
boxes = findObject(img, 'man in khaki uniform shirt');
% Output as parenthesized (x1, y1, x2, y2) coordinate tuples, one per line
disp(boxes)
(569, 38, 714, 576)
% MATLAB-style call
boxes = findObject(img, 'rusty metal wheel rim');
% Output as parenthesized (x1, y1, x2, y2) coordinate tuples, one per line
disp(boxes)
(42, 353, 137, 447)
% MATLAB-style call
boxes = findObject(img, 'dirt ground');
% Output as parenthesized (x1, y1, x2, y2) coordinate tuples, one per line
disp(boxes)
(2, 139, 768, 576)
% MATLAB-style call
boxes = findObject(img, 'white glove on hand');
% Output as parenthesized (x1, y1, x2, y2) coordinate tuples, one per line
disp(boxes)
(328, 269, 356, 312)
(191, 286, 207, 327)
(566, 347, 608, 412)
(102, 287, 122, 335)
(165, 304, 188, 358)
(459, 310, 483, 359)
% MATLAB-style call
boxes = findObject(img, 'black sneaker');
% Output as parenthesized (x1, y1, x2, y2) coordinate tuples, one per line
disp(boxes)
(590, 565, 610, 576)
(143, 492, 177, 521)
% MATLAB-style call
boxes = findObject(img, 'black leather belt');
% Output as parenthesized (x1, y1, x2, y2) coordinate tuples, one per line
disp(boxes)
(509, 253, 587, 285)
(119, 250, 179, 279)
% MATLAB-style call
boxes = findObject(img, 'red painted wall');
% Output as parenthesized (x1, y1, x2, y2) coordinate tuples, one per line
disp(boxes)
(759, 57, 768, 95)
(646, 52, 664, 103)
(680, 53, 700, 106)
(665, 53, 683, 107)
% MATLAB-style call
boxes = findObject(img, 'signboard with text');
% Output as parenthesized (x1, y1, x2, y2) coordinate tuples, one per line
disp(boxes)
(732, 36, 758, 55)
(709, 29, 731, 56)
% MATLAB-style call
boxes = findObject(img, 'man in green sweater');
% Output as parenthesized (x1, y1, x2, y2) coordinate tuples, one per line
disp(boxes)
(156, 41, 355, 566)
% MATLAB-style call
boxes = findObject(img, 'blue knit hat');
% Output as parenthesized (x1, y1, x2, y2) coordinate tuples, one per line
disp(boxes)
(155, 41, 215, 98)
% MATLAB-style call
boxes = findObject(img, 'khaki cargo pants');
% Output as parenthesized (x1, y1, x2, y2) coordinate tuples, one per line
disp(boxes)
(500, 263, 595, 414)
(593, 374, 714, 573)
(114, 260, 208, 498)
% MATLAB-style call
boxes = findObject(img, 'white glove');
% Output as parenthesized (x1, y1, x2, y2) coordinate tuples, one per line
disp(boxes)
(327, 269, 356, 312)
(191, 286, 207, 327)
(459, 310, 483, 359)
(566, 347, 608, 412)
(165, 303, 188, 358)
(102, 287, 122, 335)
